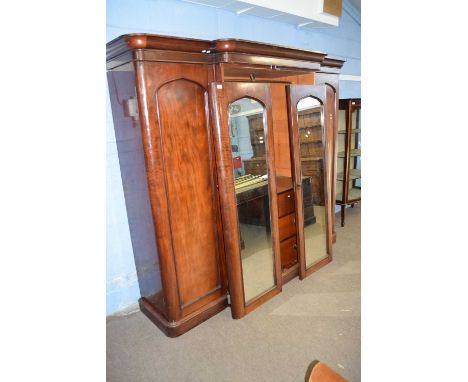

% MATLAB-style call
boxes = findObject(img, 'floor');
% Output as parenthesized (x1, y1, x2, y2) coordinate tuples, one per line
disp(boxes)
(107, 205, 360, 381)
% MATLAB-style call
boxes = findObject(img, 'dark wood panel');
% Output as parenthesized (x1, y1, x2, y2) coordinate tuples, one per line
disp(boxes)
(217, 53, 321, 71)
(140, 295, 228, 338)
(106, 34, 345, 73)
(157, 79, 221, 307)
(134, 62, 229, 330)
(278, 213, 296, 242)
(271, 84, 292, 178)
(223, 66, 313, 81)
(107, 34, 327, 63)
(214, 39, 326, 62)
(315, 73, 339, 243)
(131, 62, 229, 336)
(107, 34, 212, 61)
(321, 56, 345, 69)
(319, 57, 345, 74)
(135, 49, 214, 65)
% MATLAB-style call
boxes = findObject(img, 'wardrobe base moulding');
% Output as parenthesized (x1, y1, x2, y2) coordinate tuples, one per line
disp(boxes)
(139, 296, 229, 338)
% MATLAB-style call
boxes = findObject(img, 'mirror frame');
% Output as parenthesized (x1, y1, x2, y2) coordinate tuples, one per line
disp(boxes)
(287, 84, 334, 279)
(228, 97, 275, 305)
(209, 82, 282, 319)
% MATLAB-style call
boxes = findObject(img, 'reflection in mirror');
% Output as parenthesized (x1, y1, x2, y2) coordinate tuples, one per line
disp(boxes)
(228, 98, 275, 304)
(297, 97, 328, 268)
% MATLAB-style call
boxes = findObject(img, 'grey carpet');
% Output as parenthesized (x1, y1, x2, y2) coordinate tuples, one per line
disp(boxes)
(107, 205, 360, 382)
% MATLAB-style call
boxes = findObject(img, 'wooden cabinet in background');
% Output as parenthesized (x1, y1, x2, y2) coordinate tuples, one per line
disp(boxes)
(337, 98, 361, 226)
(107, 34, 344, 336)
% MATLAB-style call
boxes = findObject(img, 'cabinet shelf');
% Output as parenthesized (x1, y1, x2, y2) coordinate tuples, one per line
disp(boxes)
(300, 124, 322, 130)
(338, 149, 361, 158)
(336, 188, 361, 202)
(301, 156, 322, 161)
(300, 138, 322, 144)
(337, 169, 361, 181)
(338, 129, 361, 134)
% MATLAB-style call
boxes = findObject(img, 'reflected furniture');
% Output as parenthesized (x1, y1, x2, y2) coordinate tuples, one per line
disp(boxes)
(243, 113, 267, 175)
(299, 107, 325, 206)
(107, 34, 344, 336)
(336, 98, 361, 226)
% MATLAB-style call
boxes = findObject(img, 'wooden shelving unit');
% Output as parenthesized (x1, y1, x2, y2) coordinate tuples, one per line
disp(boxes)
(337, 168, 360, 181)
(338, 148, 361, 158)
(336, 98, 361, 227)
(338, 129, 361, 134)
(298, 107, 325, 206)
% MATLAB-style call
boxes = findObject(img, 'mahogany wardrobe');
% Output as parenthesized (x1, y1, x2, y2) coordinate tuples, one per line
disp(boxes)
(107, 34, 344, 337)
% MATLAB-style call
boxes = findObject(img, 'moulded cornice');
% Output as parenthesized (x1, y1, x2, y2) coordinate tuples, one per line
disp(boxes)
(106, 33, 343, 73)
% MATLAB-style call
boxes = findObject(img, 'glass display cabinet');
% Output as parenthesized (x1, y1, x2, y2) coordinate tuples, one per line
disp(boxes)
(336, 98, 361, 226)
(107, 34, 344, 336)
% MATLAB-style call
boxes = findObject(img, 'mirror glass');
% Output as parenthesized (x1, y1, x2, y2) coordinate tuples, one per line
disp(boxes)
(228, 98, 275, 304)
(297, 97, 328, 268)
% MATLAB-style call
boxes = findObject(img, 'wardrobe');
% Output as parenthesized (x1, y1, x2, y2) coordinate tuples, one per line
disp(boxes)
(107, 34, 344, 337)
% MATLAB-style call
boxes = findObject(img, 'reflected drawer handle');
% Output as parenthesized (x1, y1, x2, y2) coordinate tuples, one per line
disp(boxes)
(293, 244, 298, 250)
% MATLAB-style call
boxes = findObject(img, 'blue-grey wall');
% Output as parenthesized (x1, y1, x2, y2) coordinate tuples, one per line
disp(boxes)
(106, 0, 361, 315)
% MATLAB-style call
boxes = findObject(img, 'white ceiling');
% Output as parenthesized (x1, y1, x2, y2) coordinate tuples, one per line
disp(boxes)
(181, 0, 342, 28)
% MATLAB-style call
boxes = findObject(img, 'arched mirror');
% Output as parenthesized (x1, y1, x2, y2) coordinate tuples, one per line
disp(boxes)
(228, 97, 275, 304)
(296, 96, 329, 269)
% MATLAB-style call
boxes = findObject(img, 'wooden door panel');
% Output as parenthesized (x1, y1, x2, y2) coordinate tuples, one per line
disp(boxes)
(157, 79, 221, 307)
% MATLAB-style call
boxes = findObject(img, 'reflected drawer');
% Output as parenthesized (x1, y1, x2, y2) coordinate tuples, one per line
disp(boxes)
(277, 189, 295, 217)
(280, 235, 297, 269)
(278, 212, 296, 242)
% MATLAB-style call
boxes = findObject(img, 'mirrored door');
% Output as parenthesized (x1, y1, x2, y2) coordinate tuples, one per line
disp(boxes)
(229, 97, 274, 304)
(209, 82, 281, 318)
(287, 85, 334, 279)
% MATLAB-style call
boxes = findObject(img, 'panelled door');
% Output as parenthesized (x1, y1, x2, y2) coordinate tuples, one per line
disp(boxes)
(287, 85, 335, 279)
(209, 82, 282, 318)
